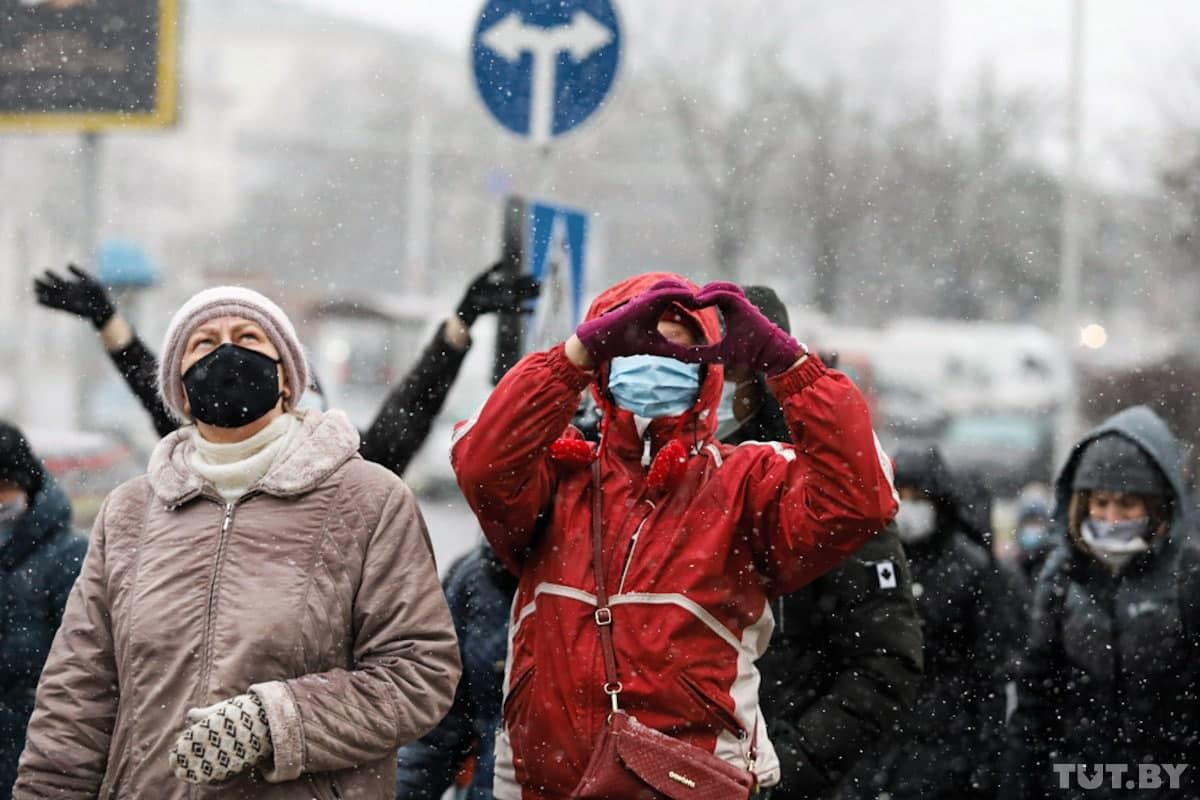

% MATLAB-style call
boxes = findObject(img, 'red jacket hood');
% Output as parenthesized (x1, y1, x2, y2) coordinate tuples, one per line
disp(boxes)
(585, 272, 725, 459)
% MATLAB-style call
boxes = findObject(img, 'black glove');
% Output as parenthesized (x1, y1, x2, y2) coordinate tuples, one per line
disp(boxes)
(455, 262, 540, 327)
(33, 264, 116, 329)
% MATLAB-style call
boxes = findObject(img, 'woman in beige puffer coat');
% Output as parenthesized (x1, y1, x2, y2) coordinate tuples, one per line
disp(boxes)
(14, 287, 461, 800)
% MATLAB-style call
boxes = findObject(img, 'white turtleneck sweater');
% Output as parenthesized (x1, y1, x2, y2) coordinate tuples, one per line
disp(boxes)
(189, 412, 303, 503)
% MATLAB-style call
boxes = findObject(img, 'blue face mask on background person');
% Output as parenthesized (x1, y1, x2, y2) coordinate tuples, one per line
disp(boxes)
(716, 379, 757, 439)
(608, 355, 701, 419)
(1017, 523, 1050, 552)
(716, 381, 740, 431)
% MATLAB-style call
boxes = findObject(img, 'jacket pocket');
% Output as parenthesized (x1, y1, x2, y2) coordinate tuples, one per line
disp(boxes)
(677, 673, 747, 739)
(502, 663, 536, 721)
(502, 664, 539, 790)
(305, 774, 343, 800)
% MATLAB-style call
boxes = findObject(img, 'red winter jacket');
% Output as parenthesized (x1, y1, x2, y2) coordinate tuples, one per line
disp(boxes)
(451, 273, 897, 800)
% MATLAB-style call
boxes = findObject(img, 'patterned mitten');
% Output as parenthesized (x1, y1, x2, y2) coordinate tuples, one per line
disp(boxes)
(169, 693, 273, 784)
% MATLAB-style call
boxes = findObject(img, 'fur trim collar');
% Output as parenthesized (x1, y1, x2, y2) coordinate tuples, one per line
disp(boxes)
(147, 409, 361, 506)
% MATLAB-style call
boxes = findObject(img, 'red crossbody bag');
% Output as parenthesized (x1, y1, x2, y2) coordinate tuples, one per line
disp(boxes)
(570, 461, 758, 800)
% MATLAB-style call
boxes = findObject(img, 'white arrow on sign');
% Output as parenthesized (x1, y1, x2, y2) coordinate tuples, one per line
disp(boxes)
(481, 10, 614, 146)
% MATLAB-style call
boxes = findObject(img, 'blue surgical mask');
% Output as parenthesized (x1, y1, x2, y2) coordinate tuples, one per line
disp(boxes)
(607, 355, 700, 419)
(716, 380, 757, 440)
(1017, 524, 1049, 552)
(717, 382, 739, 431)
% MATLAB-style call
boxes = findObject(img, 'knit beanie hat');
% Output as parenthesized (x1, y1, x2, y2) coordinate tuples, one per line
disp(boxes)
(0, 421, 44, 501)
(158, 287, 309, 423)
(742, 285, 791, 334)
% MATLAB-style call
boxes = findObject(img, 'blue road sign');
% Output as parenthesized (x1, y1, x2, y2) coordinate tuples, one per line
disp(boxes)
(97, 240, 158, 288)
(526, 201, 589, 351)
(472, 0, 620, 145)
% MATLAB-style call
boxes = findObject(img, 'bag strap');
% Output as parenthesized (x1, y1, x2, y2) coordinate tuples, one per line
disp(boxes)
(591, 460, 623, 712)
(589, 460, 760, 776)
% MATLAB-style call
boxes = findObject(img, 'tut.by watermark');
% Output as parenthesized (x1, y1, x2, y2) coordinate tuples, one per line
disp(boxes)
(1053, 763, 1189, 791)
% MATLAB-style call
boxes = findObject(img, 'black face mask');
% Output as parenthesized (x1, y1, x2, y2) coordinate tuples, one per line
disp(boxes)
(182, 344, 282, 428)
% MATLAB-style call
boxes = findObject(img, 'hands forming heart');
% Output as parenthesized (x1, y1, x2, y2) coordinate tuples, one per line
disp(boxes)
(574, 279, 805, 376)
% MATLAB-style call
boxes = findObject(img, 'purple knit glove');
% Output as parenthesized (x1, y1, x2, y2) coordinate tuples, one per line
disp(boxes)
(575, 279, 698, 363)
(693, 282, 804, 376)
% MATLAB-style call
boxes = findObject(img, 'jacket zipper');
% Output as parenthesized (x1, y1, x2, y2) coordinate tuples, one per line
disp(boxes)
(1108, 582, 1123, 739)
(617, 501, 655, 594)
(199, 501, 237, 699)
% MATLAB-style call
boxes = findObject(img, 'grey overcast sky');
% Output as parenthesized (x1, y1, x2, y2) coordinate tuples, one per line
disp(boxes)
(294, 0, 1200, 185)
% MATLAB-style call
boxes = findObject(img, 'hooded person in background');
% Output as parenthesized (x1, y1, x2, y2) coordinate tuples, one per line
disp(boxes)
(0, 424, 87, 800)
(1006, 406, 1200, 800)
(451, 273, 897, 799)
(394, 542, 515, 800)
(15, 286, 460, 800)
(717, 286, 923, 800)
(33, 262, 538, 476)
(841, 442, 1019, 800)
(1011, 488, 1055, 582)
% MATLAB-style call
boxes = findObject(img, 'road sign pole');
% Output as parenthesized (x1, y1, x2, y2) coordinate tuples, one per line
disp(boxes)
(1054, 0, 1086, 473)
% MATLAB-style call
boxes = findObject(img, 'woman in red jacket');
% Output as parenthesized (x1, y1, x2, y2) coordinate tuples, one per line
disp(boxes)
(451, 273, 897, 800)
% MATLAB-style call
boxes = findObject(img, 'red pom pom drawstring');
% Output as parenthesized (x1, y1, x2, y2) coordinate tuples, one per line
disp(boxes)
(548, 437, 595, 470)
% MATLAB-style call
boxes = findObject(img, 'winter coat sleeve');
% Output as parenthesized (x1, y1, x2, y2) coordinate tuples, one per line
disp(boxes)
(395, 557, 478, 800)
(13, 501, 119, 799)
(1005, 558, 1067, 800)
(360, 325, 470, 477)
(250, 480, 462, 782)
(451, 345, 594, 572)
(107, 335, 179, 438)
(748, 357, 899, 595)
(770, 527, 924, 794)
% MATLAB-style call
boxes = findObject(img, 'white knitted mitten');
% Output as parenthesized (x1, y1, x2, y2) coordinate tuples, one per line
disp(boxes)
(169, 693, 273, 784)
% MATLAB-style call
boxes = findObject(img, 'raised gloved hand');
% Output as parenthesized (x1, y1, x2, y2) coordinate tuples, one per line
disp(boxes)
(456, 262, 541, 327)
(32, 264, 116, 329)
(169, 693, 273, 784)
(693, 282, 804, 376)
(574, 278, 699, 363)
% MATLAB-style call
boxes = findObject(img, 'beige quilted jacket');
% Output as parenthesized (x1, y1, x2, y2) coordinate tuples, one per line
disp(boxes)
(15, 410, 461, 800)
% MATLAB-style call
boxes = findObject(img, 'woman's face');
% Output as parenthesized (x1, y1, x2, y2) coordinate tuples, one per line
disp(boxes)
(0, 481, 24, 505)
(180, 316, 289, 413)
(1087, 490, 1148, 522)
(181, 316, 280, 373)
(657, 318, 698, 347)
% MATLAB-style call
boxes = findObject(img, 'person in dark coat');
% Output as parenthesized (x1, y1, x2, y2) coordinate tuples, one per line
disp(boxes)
(717, 286, 924, 800)
(395, 545, 516, 800)
(33, 262, 537, 477)
(1012, 489, 1055, 582)
(841, 442, 1017, 800)
(0, 422, 87, 799)
(1006, 406, 1200, 800)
